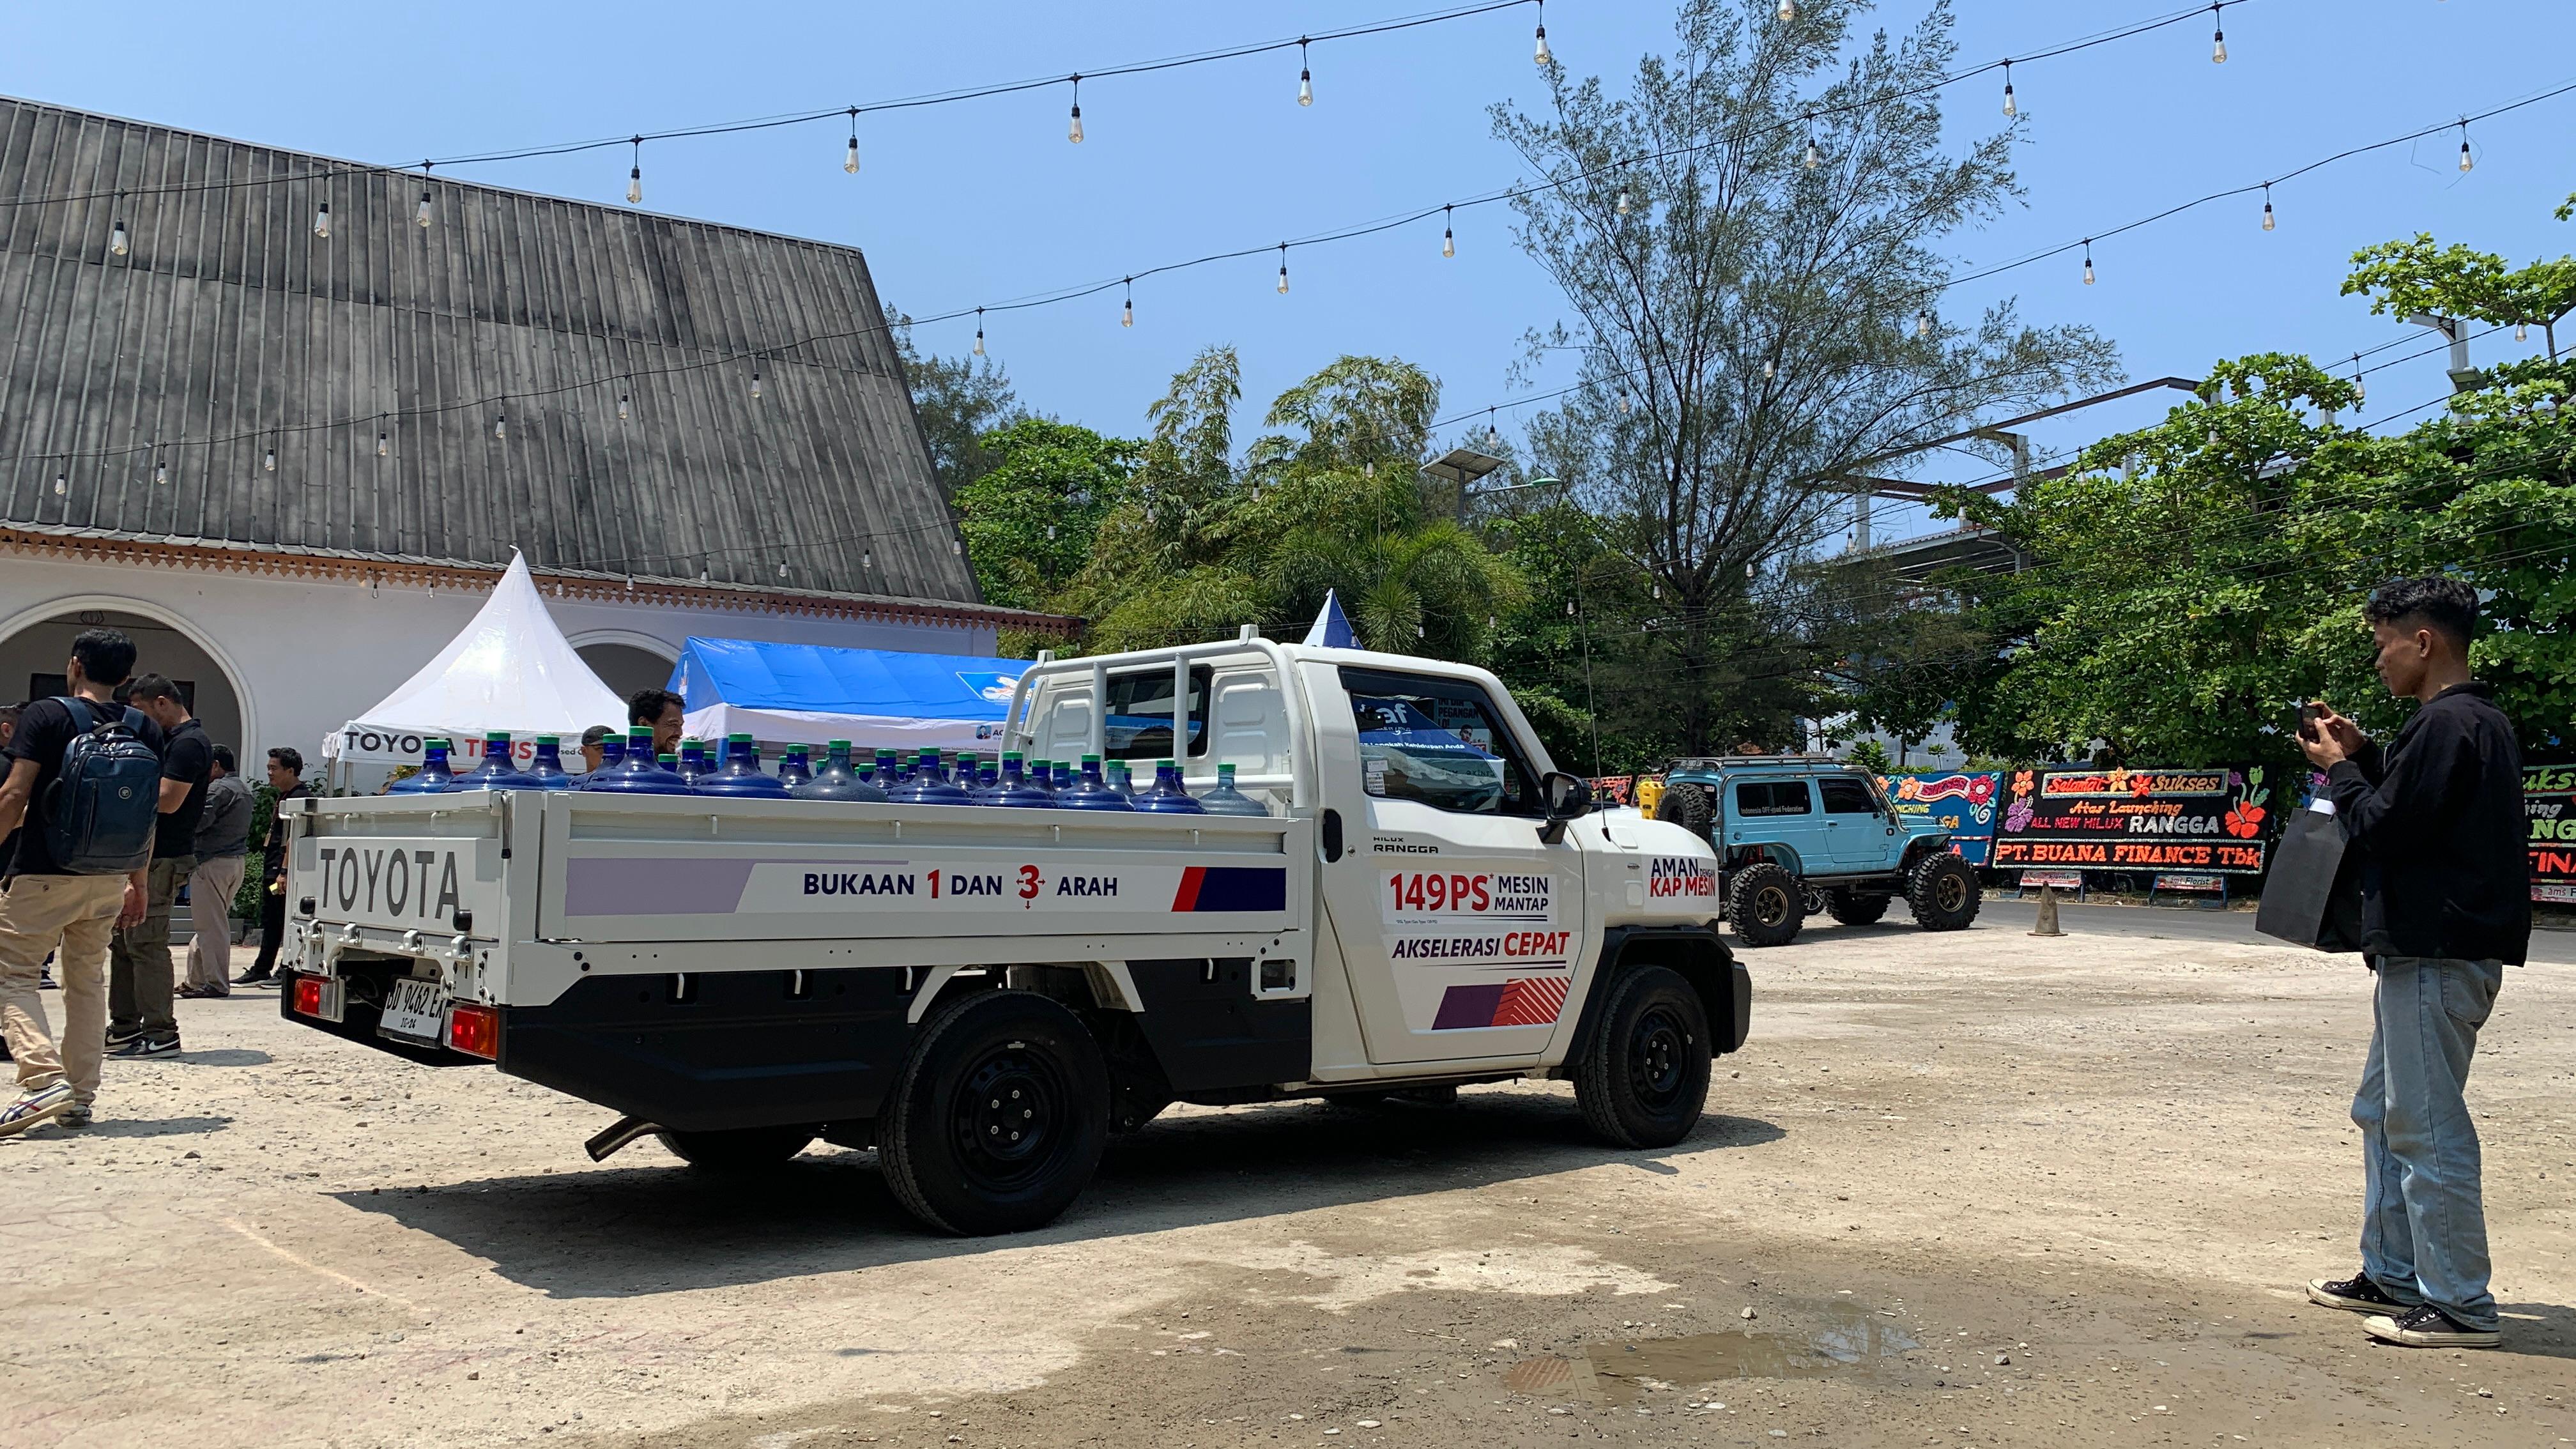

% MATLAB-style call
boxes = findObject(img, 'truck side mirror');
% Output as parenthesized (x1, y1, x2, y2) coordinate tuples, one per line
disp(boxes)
(1538, 771, 1590, 843)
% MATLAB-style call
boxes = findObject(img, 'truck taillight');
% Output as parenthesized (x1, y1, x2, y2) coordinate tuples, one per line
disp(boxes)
(288, 973, 344, 1023)
(447, 1002, 500, 1060)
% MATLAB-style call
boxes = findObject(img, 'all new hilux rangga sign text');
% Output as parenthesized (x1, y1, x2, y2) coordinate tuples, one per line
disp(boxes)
(1991, 765, 2271, 874)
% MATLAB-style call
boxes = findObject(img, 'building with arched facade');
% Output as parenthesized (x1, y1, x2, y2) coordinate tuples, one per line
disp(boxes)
(0, 95, 1061, 769)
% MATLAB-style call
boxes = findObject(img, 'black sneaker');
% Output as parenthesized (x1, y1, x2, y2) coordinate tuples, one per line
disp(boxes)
(2306, 1271, 2408, 1314)
(231, 968, 273, 986)
(39, 969, 59, 990)
(104, 1027, 144, 1050)
(107, 1034, 181, 1058)
(2362, 1303, 2500, 1349)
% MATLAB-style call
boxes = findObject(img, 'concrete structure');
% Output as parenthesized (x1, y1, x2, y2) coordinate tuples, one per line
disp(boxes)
(0, 96, 1063, 769)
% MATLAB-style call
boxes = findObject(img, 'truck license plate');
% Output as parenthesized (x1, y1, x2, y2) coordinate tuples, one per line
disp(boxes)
(380, 977, 447, 1043)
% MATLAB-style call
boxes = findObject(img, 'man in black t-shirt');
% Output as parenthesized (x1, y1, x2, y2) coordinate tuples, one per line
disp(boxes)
(106, 675, 210, 1056)
(0, 631, 159, 1137)
(236, 748, 308, 986)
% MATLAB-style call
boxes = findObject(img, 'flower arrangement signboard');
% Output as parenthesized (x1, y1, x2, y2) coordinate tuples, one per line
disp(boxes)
(1991, 766, 2271, 875)
(2525, 763, 2576, 903)
(1876, 772, 2002, 866)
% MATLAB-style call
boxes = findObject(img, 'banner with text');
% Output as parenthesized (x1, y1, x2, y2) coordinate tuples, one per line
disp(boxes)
(1876, 772, 2002, 866)
(2527, 763, 2576, 903)
(1992, 765, 2271, 875)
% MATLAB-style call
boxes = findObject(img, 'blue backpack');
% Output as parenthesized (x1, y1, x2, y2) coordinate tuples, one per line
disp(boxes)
(42, 697, 163, 875)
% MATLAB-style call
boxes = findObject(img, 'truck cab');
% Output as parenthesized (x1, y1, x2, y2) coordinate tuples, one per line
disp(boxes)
(272, 631, 1751, 1234)
(1651, 756, 1979, 947)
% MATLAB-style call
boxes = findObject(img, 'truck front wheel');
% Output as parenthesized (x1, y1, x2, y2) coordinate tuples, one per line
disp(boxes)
(1574, 965, 1713, 1149)
(655, 1125, 815, 1172)
(1726, 862, 1804, 947)
(880, 990, 1110, 1236)
(1906, 852, 1982, 931)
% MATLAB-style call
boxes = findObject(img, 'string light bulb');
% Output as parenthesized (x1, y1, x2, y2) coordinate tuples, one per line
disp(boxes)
(627, 137, 644, 204)
(2457, 121, 2473, 172)
(1777, 0, 1796, 20)
(973, 307, 986, 356)
(2210, 4, 2227, 63)
(1803, 117, 1821, 169)
(862, 549, 873, 569)
(749, 369, 763, 401)
(110, 219, 129, 256)
(1615, 185, 1631, 216)
(2001, 60, 2017, 117)
(1442, 204, 1455, 257)
(1763, 359, 1775, 379)
(493, 413, 507, 441)
(1298, 38, 1313, 105)
(2260, 184, 2274, 231)
(952, 538, 963, 555)
(153, 455, 167, 486)
(2082, 240, 2096, 285)
(2517, 323, 2529, 342)
(313, 201, 330, 238)
(416, 190, 433, 227)
(618, 392, 631, 421)
(53, 470, 65, 496)
(1616, 387, 1630, 414)
(2352, 355, 2366, 406)
(1121, 279, 1133, 328)
(376, 429, 390, 457)
(1533, 1, 1550, 65)
(845, 109, 861, 172)
(1276, 243, 1290, 294)
(1068, 75, 1084, 144)
(1917, 310, 1933, 337)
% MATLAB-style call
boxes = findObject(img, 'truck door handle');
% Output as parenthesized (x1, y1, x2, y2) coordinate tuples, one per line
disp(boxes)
(1321, 809, 1344, 862)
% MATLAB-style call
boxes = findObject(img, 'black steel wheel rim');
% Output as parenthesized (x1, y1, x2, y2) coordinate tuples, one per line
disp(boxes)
(1754, 885, 1792, 928)
(1626, 1005, 1690, 1108)
(1934, 871, 1968, 912)
(951, 1044, 1068, 1190)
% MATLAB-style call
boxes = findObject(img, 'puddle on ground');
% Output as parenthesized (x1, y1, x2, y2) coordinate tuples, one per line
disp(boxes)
(1501, 1303, 1920, 1402)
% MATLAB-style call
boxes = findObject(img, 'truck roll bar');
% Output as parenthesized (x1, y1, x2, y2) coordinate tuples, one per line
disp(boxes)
(1001, 625, 1317, 813)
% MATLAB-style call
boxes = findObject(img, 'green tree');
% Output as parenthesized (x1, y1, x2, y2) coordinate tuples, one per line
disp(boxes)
(884, 305, 1023, 494)
(1496, 0, 2119, 756)
(951, 419, 1137, 612)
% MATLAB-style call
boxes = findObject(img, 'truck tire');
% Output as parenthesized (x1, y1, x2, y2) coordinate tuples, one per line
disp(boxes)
(655, 1125, 815, 1172)
(1658, 783, 1714, 839)
(880, 990, 1110, 1236)
(1906, 852, 1982, 931)
(1825, 889, 1892, 926)
(1574, 965, 1712, 1149)
(1726, 862, 1804, 947)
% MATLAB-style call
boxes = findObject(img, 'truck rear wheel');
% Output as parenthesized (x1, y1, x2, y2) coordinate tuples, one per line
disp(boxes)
(656, 1125, 815, 1172)
(880, 990, 1110, 1236)
(1726, 862, 1804, 947)
(1657, 782, 1713, 839)
(1906, 852, 1982, 931)
(1825, 889, 1892, 926)
(1574, 965, 1712, 1149)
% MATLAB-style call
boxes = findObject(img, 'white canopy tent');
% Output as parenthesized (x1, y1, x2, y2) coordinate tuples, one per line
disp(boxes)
(321, 551, 627, 777)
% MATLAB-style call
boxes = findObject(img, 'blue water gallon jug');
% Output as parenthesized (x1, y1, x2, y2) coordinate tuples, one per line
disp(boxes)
(1057, 754, 1136, 811)
(579, 727, 694, 793)
(675, 739, 711, 785)
(793, 740, 888, 802)
(387, 738, 456, 793)
(1131, 758, 1208, 813)
(885, 750, 974, 806)
(696, 733, 790, 798)
(979, 753, 1059, 809)
(1195, 762, 1271, 816)
(454, 732, 542, 790)
(777, 746, 813, 792)
(527, 735, 573, 791)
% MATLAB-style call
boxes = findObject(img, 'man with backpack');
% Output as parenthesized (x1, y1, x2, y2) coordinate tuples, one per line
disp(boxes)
(106, 674, 211, 1055)
(0, 629, 165, 1137)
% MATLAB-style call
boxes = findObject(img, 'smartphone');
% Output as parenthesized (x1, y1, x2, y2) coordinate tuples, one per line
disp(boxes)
(2296, 702, 2325, 741)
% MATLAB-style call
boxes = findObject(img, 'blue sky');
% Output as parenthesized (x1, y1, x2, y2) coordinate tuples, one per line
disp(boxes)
(8, 1, 2573, 544)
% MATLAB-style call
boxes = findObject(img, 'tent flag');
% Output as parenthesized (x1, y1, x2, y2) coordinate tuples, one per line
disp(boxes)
(670, 637, 1024, 753)
(1303, 588, 1357, 649)
(325, 551, 627, 767)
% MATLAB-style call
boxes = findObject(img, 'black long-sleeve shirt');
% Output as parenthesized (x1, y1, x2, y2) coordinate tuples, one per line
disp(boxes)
(2326, 680, 2529, 965)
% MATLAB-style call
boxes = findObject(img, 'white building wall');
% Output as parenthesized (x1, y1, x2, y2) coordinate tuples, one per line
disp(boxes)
(0, 555, 994, 767)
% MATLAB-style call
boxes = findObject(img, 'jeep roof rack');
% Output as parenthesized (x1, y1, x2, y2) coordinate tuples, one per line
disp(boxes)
(1667, 754, 1851, 772)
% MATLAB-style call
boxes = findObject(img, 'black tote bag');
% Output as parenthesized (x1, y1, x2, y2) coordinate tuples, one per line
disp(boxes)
(2256, 801, 2364, 951)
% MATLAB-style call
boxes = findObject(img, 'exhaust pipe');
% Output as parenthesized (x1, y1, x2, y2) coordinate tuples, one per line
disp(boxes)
(584, 1115, 661, 1162)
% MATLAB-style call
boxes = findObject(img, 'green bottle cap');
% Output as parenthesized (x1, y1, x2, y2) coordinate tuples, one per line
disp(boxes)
(628, 726, 653, 743)
(727, 733, 753, 744)
(1219, 762, 1236, 779)
(680, 737, 704, 749)
(486, 730, 510, 744)
(827, 739, 851, 749)
(1082, 753, 1102, 765)
(657, 753, 677, 765)
(536, 735, 558, 745)
(1003, 751, 1023, 763)
(1158, 758, 1176, 769)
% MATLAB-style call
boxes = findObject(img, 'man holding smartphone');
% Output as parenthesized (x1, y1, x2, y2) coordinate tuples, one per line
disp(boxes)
(2297, 577, 2527, 1350)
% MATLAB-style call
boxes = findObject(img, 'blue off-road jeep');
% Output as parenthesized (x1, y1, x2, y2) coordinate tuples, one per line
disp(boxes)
(1652, 756, 1980, 947)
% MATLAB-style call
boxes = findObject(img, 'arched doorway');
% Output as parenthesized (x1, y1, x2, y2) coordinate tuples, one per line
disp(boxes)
(571, 632, 678, 703)
(0, 603, 252, 757)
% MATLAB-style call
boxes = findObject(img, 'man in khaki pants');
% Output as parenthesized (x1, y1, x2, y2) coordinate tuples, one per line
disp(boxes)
(181, 746, 253, 998)
(0, 630, 157, 1137)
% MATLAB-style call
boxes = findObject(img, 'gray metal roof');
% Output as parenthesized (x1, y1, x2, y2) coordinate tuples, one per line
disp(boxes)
(0, 95, 981, 606)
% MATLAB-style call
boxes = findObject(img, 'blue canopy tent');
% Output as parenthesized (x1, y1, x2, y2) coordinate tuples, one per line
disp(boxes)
(668, 638, 1027, 753)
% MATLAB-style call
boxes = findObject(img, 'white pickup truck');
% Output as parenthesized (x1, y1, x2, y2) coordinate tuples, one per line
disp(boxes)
(275, 632, 1747, 1234)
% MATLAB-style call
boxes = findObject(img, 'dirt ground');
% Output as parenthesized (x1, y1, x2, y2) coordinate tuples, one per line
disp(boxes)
(7, 912, 2576, 1449)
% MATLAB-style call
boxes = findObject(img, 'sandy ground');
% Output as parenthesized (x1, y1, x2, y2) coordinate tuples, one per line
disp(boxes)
(6, 915, 2576, 1449)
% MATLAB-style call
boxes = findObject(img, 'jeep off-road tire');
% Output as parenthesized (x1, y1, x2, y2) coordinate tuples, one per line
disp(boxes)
(1906, 851, 1982, 931)
(1658, 782, 1715, 840)
(1574, 965, 1713, 1149)
(1825, 889, 1892, 926)
(880, 990, 1111, 1236)
(1726, 862, 1804, 947)
(655, 1124, 816, 1172)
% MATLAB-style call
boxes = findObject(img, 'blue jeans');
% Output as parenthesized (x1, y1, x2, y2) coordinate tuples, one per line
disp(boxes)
(2354, 955, 2503, 1331)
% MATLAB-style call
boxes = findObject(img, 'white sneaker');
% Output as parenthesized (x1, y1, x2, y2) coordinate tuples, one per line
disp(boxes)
(0, 1082, 75, 1138)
